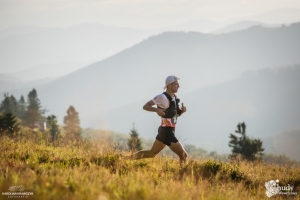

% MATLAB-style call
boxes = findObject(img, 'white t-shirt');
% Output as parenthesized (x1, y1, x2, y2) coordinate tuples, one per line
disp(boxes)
(152, 93, 178, 127)
(152, 93, 176, 109)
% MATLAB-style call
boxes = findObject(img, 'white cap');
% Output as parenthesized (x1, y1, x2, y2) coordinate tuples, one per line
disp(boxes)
(163, 75, 180, 89)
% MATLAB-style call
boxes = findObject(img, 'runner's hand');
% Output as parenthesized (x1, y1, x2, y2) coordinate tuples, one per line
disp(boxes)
(156, 109, 165, 116)
(181, 103, 187, 113)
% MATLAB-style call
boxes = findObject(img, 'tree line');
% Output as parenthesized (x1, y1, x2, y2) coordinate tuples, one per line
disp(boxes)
(0, 88, 81, 142)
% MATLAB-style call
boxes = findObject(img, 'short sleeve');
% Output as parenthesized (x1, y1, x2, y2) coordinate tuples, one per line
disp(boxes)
(152, 94, 169, 109)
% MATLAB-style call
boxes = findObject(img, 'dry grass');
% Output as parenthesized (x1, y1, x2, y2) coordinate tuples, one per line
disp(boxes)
(1, 134, 299, 200)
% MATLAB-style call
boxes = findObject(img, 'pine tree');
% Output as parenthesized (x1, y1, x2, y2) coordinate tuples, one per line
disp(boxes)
(0, 93, 18, 115)
(47, 115, 60, 142)
(63, 106, 81, 141)
(127, 124, 142, 151)
(228, 122, 264, 161)
(17, 95, 26, 121)
(1, 94, 27, 123)
(25, 89, 45, 128)
(0, 113, 20, 137)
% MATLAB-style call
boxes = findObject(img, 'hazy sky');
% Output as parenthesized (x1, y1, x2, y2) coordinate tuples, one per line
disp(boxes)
(1, 0, 300, 30)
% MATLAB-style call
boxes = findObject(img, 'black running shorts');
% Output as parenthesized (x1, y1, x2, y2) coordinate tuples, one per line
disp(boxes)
(156, 126, 179, 146)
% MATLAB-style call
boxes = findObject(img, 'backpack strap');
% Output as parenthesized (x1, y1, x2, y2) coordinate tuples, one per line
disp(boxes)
(163, 92, 172, 101)
(174, 94, 182, 116)
(164, 92, 182, 116)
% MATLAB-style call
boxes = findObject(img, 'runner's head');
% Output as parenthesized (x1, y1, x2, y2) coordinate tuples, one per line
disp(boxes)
(164, 76, 180, 92)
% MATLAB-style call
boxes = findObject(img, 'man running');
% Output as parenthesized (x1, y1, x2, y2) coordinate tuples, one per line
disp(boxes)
(129, 75, 188, 163)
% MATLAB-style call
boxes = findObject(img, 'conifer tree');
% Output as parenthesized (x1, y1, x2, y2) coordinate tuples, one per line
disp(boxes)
(0, 113, 20, 137)
(17, 95, 26, 121)
(47, 115, 60, 142)
(0, 93, 18, 115)
(63, 106, 81, 141)
(25, 89, 45, 127)
(229, 122, 264, 161)
(127, 124, 142, 151)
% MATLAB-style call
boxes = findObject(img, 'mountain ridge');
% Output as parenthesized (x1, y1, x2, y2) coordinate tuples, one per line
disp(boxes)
(1, 24, 300, 145)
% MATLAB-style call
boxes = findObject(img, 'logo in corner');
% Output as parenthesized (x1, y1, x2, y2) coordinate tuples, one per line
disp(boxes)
(265, 179, 280, 198)
(265, 179, 297, 198)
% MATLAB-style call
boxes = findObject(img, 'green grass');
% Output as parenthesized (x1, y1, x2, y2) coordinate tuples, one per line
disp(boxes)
(1, 135, 299, 200)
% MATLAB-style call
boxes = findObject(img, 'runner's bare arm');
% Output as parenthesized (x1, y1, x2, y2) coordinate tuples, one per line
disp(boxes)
(143, 100, 165, 116)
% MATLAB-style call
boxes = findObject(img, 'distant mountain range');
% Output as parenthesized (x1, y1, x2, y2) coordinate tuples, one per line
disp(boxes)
(0, 23, 157, 73)
(211, 21, 282, 34)
(1, 24, 300, 157)
(245, 8, 300, 24)
(1, 18, 294, 81)
(3, 22, 300, 115)
(0, 25, 52, 40)
(7, 61, 89, 82)
(157, 19, 235, 33)
(0, 77, 56, 93)
(0, 21, 245, 78)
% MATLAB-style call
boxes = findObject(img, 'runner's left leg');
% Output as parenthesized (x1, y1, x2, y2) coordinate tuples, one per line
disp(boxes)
(130, 139, 166, 159)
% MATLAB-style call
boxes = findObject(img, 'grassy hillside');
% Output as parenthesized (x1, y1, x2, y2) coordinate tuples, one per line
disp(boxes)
(1, 134, 299, 200)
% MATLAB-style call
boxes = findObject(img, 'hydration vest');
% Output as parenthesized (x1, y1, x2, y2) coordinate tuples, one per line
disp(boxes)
(157, 92, 182, 127)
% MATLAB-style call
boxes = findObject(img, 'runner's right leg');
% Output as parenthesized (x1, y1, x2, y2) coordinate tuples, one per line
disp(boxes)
(130, 139, 166, 159)
(169, 141, 188, 163)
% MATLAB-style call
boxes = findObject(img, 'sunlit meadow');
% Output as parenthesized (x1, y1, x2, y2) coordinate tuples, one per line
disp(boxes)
(1, 130, 299, 200)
